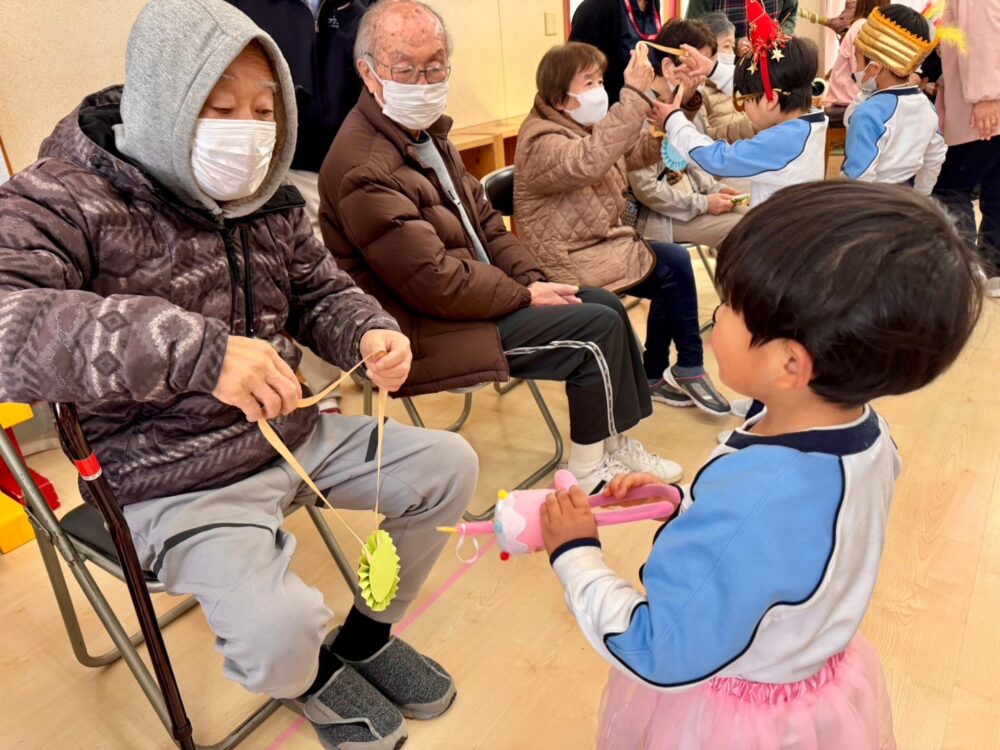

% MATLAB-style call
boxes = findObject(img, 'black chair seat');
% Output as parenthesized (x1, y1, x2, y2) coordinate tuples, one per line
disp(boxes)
(483, 167, 515, 216)
(60, 504, 160, 583)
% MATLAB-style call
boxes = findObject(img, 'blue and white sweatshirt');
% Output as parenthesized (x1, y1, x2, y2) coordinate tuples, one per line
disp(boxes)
(663, 108, 828, 206)
(842, 85, 946, 194)
(550, 406, 900, 687)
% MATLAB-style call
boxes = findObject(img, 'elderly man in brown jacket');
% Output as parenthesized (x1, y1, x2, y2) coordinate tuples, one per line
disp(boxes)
(0, 1, 477, 748)
(320, 0, 684, 491)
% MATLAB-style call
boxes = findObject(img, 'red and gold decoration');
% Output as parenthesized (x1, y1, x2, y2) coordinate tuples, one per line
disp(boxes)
(744, 0, 789, 102)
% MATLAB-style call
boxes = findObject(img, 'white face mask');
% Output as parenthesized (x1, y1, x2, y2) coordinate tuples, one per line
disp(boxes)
(368, 64, 449, 131)
(718, 52, 736, 65)
(191, 119, 276, 202)
(567, 86, 609, 127)
(852, 62, 879, 95)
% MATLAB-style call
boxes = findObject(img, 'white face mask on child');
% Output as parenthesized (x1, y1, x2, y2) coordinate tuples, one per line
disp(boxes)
(566, 87, 609, 127)
(852, 63, 879, 95)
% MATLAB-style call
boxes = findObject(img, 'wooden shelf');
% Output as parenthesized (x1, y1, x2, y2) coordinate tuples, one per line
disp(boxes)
(450, 113, 528, 179)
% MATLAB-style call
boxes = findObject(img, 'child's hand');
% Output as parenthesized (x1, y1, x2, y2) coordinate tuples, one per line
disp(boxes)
(679, 44, 716, 79)
(648, 86, 683, 131)
(541, 486, 599, 554)
(602, 472, 668, 508)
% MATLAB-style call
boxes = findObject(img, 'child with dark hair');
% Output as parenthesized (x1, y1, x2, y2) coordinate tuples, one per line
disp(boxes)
(540, 181, 984, 749)
(842, 4, 947, 194)
(659, 22, 826, 206)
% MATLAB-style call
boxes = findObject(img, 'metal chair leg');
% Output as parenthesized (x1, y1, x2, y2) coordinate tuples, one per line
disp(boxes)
(400, 393, 473, 433)
(493, 379, 522, 395)
(461, 380, 564, 522)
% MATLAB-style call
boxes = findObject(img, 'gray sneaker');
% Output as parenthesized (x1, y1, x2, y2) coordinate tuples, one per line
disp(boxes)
(649, 378, 694, 407)
(283, 663, 407, 750)
(331, 634, 457, 720)
(664, 367, 731, 416)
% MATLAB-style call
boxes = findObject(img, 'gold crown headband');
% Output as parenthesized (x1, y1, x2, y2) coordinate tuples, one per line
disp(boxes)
(855, 7, 938, 77)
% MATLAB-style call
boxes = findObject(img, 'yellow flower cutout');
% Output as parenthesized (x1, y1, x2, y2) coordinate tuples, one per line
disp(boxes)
(359, 529, 400, 612)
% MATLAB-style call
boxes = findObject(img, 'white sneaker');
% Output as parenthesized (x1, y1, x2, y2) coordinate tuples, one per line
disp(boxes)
(986, 277, 1000, 299)
(608, 437, 683, 483)
(729, 398, 753, 418)
(573, 455, 634, 494)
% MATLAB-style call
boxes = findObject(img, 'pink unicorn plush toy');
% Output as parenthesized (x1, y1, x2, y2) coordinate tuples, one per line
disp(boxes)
(439, 469, 680, 561)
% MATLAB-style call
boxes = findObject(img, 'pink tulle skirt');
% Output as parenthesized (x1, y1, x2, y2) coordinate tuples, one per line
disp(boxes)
(597, 635, 895, 750)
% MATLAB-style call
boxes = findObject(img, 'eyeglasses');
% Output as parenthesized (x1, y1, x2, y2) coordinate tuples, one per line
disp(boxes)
(365, 53, 451, 85)
(731, 89, 786, 112)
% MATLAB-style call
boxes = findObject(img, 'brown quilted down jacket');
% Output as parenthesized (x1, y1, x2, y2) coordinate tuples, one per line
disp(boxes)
(319, 89, 546, 396)
(513, 88, 660, 293)
(0, 86, 397, 505)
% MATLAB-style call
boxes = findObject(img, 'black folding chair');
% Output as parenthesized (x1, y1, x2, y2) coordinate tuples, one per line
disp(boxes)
(0, 403, 358, 749)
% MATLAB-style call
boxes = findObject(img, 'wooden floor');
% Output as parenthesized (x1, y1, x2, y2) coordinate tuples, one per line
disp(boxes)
(2, 259, 999, 750)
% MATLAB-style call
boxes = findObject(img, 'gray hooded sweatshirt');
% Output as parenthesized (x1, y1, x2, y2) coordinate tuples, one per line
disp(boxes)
(0, 0, 398, 505)
(115, 0, 298, 219)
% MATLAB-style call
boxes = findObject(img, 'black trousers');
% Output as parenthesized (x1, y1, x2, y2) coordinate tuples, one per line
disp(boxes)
(498, 287, 652, 445)
(933, 135, 1000, 273)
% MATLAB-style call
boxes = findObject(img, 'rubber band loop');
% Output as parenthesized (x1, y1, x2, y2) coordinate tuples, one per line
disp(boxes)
(73, 454, 102, 481)
(455, 532, 480, 564)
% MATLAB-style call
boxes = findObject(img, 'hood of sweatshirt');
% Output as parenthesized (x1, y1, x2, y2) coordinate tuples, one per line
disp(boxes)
(113, 0, 297, 218)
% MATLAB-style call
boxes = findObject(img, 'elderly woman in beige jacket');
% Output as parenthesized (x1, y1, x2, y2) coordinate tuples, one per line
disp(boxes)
(515, 42, 730, 415)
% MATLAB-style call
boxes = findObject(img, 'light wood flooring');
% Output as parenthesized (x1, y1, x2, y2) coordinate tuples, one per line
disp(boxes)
(2, 255, 999, 750)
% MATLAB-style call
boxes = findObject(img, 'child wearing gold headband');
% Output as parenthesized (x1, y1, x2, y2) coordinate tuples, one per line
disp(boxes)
(842, 4, 946, 194)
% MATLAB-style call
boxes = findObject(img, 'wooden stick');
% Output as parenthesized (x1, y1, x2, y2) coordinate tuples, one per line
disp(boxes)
(644, 41, 686, 56)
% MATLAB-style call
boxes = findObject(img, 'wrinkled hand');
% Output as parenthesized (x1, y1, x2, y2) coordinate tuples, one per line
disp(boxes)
(541, 486, 599, 555)
(971, 100, 999, 141)
(676, 69, 705, 102)
(624, 45, 655, 92)
(708, 193, 736, 215)
(360, 329, 412, 392)
(529, 281, 582, 307)
(719, 186, 743, 196)
(213, 336, 302, 422)
(602, 472, 672, 508)
(736, 37, 752, 58)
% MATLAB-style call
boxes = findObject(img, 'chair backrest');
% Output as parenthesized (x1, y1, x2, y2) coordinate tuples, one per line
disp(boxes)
(481, 166, 515, 217)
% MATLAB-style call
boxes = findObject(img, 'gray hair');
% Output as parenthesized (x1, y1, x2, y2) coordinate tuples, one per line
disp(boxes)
(698, 11, 736, 38)
(354, 0, 453, 72)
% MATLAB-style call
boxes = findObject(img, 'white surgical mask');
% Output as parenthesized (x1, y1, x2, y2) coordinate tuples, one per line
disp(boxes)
(567, 86, 609, 127)
(852, 63, 878, 95)
(191, 118, 276, 202)
(369, 65, 449, 131)
(718, 52, 736, 65)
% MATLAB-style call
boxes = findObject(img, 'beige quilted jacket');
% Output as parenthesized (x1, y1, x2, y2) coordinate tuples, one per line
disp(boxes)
(514, 89, 660, 293)
(702, 81, 757, 143)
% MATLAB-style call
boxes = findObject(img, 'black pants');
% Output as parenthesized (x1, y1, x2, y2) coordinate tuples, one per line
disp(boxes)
(933, 135, 1000, 273)
(498, 287, 652, 445)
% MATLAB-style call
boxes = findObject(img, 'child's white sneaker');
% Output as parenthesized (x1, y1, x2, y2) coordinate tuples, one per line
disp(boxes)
(608, 436, 683, 483)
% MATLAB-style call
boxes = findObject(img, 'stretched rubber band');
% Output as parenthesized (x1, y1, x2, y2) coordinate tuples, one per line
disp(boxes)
(257, 350, 386, 551)
(455, 532, 481, 564)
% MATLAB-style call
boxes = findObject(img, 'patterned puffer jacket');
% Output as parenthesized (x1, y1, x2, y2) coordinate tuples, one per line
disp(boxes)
(0, 85, 396, 505)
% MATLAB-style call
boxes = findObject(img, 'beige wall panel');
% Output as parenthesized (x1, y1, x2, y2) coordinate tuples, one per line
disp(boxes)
(499, 0, 566, 118)
(433, 0, 506, 129)
(0, 0, 146, 171)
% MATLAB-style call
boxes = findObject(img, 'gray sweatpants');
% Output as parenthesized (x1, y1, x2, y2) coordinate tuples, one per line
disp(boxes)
(123, 414, 477, 699)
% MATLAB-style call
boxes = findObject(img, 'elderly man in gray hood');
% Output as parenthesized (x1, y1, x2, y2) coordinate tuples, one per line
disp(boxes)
(0, 0, 475, 747)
